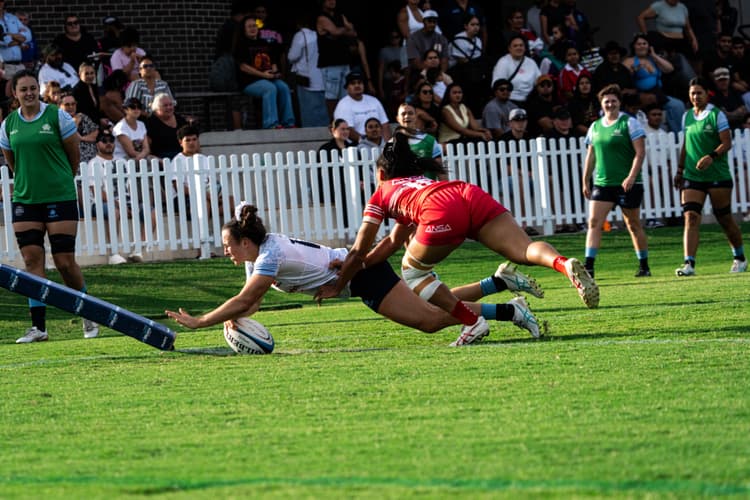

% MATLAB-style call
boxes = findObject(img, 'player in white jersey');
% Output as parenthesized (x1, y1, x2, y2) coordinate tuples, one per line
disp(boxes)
(166, 203, 545, 340)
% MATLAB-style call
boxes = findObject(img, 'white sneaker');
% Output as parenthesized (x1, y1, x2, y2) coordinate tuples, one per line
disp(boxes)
(128, 252, 144, 263)
(675, 263, 695, 276)
(16, 326, 49, 343)
(509, 296, 542, 338)
(83, 319, 99, 339)
(730, 259, 748, 273)
(450, 316, 489, 346)
(564, 258, 599, 308)
(494, 262, 544, 298)
(108, 253, 127, 265)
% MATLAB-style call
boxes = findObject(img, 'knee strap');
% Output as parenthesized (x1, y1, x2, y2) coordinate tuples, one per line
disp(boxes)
(15, 229, 45, 249)
(713, 204, 731, 217)
(682, 201, 703, 215)
(48, 233, 76, 254)
(401, 251, 442, 301)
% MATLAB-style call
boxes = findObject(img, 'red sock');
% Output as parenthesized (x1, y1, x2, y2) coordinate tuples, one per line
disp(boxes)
(450, 301, 479, 326)
(553, 256, 568, 274)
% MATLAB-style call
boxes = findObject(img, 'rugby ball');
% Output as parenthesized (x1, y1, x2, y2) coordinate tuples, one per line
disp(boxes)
(223, 318, 275, 354)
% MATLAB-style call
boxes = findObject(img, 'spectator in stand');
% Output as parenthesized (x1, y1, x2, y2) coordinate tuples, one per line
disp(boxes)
(558, 43, 591, 103)
(701, 32, 734, 81)
(113, 97, 150, 162)
(439, 0, 486, 48)
(39, 44, 79, 95)
(406, 10, 449, 87)
(316, 0, 358, 117)
(383, 61, 407, 120)
(545, 106, 579, 139)
(637, 0, 698, 57)
(357, 117, 386, 156)
(395, 103, 444, 170)
(500, 108, 532, 142)
(53, 14, 99, 71)
(146, 93, 188, 160)
(397, 0, 437, 41)
(411, 81, 441, 135)
(288, 14, 329, 128)
(592, 41, 636, 95)
(526, 1, 544, 46)
(643, 103, 667, 133)
(15, 11, 38, 70)
(623, 33, 685, 133)
(98, 16, 124, 72)
(0, 3, 29, 79)
(60, 92, 98, 163)
(254, 2, 283, 47)
(568, 74, 600, 136)
(42, 81, 63, 105)
(710, 67, 747, 129)
(561, 0, 593, 51)
(492, 35, 541, 106)
(526, 74, 561, 136)
(377, 30, 406, 102)
(437, 82, 491, 145)
(482, 78, 518, 139)
(538, 24, 569, 76)
(730, 36, 750, 89)
(234, 14, 295, 130)
(420, 49, 453, 102)
(319, 118, 357, 157)
(716, 0, 738, 36)
(214, 1, 251, 59)
(99, 69, 129, 125)
(110, 28, 146, 82)
(72, 62, 103, 127)
(503, 8, 543, 59)
(333, 71, 391, 143)
(124, 56, 175, 116)
(539, 0, 568, 47)
(448, 14, 486, 116)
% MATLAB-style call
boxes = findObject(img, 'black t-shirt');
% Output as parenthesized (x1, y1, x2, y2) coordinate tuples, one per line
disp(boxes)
(592, 62, 635, 94)
(499, 130, 531, 143)
(146, 114, 188, 159)
(525, 93, 557, 136)
(234, 37, 276, 88)
(53, 32, 99, 71)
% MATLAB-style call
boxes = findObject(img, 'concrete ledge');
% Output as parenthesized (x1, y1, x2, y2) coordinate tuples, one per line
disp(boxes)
(200, 127, 331, 158)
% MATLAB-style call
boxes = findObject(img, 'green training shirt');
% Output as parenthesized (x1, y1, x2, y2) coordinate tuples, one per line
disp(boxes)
(682, 104, 731, 182)
(586, 113, 645, 187)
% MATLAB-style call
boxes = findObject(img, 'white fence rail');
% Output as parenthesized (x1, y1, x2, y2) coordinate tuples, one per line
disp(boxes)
(1, 130, 749, 266)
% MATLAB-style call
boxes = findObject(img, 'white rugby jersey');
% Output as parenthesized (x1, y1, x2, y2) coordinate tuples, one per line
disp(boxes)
(244, 233, 348, 295)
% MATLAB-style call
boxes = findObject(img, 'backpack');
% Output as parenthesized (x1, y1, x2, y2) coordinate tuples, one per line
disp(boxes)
(209, 54, 239, 92)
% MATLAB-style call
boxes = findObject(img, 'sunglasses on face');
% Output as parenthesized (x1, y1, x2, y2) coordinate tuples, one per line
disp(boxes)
(420, 89, 433, 94)
(126, 104, 141, 110)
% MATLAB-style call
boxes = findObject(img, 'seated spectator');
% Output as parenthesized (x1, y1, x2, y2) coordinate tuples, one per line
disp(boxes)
(98, 16, 125, 71)
(526, 74, 561, 136)
(73, 62, 103, 127)
(319, 118, 357, 157)
(146, 93, 189, 160)
(420, 49, 453, 101)
(113, 97, 151, 161)
(592, 41, 636, 95)
(333, 71, 391, 143)
(568, 74, 600, 136)
(440, 1, 486, 44)
(642, 103, 667, 133)
(357, 117, 386, 154)
(544, 106, 579, 140)
(711, 67, 747, 129)
(448, 14, 486, 115)
(42, 81, 63, 105)
(377, 30, 406, 101)
(539, 0, 568, 47)
(438, 82, 491, 145)
(397, 0, 434, 41)
(406, 10, 449, 87)
(538, 24, 568, 76)
(60, 92, 98, 163)
(730, 36, 750, 93)
(700, 32, 733, 82)
(383, 61, 408, 120)
(395, 103, 443, 166)
(491, 34, 541, 105)
(99, 70, 129, 125)
(500, 108, 532, 142)
(53, 14, 99, 71)
(482, 78, 518, 139)
(39, 44, 79, 95)
(558, 43, 591, 102)
(502, 8, 543, 59)
(124, 56, 175, 115)
(410, 81, 441, 135)
(234, 14, 295, 129)
(110, 27, 146, 81)
(623, 33, 685, 132)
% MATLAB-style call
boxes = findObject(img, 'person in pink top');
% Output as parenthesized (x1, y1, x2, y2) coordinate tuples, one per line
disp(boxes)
(317, 132, 599, 346)
(110, 28, 146, 81)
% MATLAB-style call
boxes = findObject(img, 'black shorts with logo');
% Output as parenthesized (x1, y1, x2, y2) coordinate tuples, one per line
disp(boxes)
(683, 179, 733, 193)
(591, 184, 644, 209)
(12, 200, 80, 223)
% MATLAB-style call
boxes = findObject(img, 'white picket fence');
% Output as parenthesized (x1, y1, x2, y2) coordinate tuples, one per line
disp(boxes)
(0, 130, 748, 266)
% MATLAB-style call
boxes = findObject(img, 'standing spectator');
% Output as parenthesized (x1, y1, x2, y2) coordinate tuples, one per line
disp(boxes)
(333, 71, 391, 143)
(439, 0, 486, 48)
(53, 14, 99, 71)
(60, 92, 98, 163)
(710, 67, 747, 129)
(674, 77, 746, 275)
(377, 30, 406, 101)
(145, 93, 188, 160)
(98, 16, 124, 71)
(438, 82, 491, 145)
(214, 1, 251, 59)
(637, 0, 698, 57)
(491, 35, 541, 105)
(682, 0, 717, 62)
(289, 15, 329, 128)
(110, 28, 146, 82)
(38, 44, 79, 95)
(397, 0, 434, 41)
(526, 0, 544, 46)
(568, 74, 600, 136)
(716, 0, 738, 36)
(539, 0, 568, 47)
(592, 41, 636, 95)
(0, 3, 29, 79)
(15, 11, 38, 70)
(73, 62, 102, 127)
(582, 84, 649, 279)
(316, 0, 358, 117)
(234, 15, 295, 130)
(406, 10, 449, 86)
(113, 97, 150, 161)
(253, 2, 284, 47)
(0, 70, 97, 342)
(558, 44, 591, 103)
(124, 56, 175, 115)
(411, 81, 441, 135)
(526, 74, 561, 136)
(448, 14, 486, 115)
(482, 78, 518, 139)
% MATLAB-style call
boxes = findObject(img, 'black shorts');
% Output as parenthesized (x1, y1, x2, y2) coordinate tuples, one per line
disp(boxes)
(12, 200, 80, 223)
(683, 179, 733, 193)
(591, 184, 644, 209)
(350, 260, 401, 313)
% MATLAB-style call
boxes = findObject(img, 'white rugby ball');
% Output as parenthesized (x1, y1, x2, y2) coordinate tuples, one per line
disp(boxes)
(223, 318, 275, 354)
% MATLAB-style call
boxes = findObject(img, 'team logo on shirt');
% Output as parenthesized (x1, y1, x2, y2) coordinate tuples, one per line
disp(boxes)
(424, 224, 452, 233)
(612, 129, 623, 137)
(703, 124, 714, 133)
(40, 123, 54, 135)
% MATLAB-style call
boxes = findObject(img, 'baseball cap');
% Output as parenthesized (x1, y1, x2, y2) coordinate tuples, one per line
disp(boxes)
(536, 74, 554, 86)
(345, 71, 364, 86)
(423, 10, 439, 20)
(509, 108, 527, 121)
(102, 16, 123, 28)
(713, 67, 731, 80)
(553, 107, 571, 120)
(492, 78, 514, 92)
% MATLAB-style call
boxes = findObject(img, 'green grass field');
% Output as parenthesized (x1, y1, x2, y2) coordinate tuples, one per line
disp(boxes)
(1, 224, 748, 498)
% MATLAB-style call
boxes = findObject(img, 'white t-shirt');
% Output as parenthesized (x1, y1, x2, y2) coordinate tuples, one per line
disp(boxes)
(333, 94, 389, 136)
(169, 152, 211, 187)
(244, 233, 349, 296)
(112, 119, 147, 160)
(491, 55, 541, 102)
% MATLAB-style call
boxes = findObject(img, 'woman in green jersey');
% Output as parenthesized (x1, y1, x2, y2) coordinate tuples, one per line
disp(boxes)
(582, 84, 649, 278)
(0, 70, 98, 343)
(674, 77, 746, 276)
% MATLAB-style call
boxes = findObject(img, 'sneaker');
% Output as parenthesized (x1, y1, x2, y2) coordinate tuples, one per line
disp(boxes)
(16, 326, 49, 343)
(675, 263, 695, 276)
(509, 296, 542, 338)
(730, 259, 748, 273)
(128, 252, 144, 263)
(108, 253, 127, 265)
(83, 319, 99, 339)
(495, 262, 544, 298)
(635, 269, 652, 277)
(450, 316, 489, 346)
(564, 258, 599, 308)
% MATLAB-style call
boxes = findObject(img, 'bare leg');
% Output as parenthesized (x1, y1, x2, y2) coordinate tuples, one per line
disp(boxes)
(585, 200, 615, 252)
(709, 188, 744, 249)
(680, 189, 707, 259)
(48, 220, 85, 290)
(621, 206, 648, 252)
